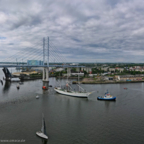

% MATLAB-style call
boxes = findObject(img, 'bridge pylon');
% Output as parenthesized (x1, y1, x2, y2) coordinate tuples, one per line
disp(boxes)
(43, 67, 49, 82)
(42, 37, 49, 86)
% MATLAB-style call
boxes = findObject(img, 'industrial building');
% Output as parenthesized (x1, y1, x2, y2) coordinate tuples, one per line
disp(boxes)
(27, 60, 43, 66)
(115, 75, 144, 81)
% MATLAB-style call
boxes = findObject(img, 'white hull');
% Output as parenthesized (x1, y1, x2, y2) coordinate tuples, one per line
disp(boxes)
(54, 88, 91, 98)
(36, 131, 48, 139)
(36, 96, 39, 99)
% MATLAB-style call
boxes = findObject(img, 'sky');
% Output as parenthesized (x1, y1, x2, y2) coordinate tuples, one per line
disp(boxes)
(0, 0, 144, 63)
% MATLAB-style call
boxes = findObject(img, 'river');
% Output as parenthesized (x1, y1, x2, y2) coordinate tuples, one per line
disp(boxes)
(0, 68, 144, 144)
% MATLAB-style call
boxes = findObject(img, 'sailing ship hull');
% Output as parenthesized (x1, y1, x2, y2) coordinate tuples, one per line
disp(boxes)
(36, 131, 48, 139)
(54, 88, 91, 98)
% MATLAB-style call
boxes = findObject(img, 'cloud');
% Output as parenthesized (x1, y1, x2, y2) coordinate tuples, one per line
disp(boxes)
(0, 0, 144, 63)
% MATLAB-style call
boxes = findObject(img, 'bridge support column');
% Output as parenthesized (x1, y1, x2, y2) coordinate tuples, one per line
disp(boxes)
(67, 68, 71, 77)
(46, 67, 49, 82)
(42, 67, 49, 82)
(43, 68, 45, 80)
(42, 67, 49, 89)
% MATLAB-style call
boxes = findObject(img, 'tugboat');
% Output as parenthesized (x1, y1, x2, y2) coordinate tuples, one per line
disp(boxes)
(97, 90, 116, 101)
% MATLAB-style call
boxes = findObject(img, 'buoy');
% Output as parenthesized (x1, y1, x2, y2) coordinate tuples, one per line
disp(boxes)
(42, 86, 48, 90)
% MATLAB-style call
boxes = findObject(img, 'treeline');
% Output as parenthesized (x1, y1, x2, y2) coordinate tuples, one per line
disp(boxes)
(92, 68, 104, 74)
(120, 70, 144, 75)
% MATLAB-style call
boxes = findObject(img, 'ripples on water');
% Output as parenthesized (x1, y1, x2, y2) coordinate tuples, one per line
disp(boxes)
(0, 69, 144, 144)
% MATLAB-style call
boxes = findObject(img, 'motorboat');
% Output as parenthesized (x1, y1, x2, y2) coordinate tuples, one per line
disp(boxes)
(36, 114, 48, 140)
(36, 95, 39, 99)
(97, 90, 116, 101)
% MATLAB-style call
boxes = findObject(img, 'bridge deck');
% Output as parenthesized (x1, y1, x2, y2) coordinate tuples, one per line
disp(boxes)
(0, 65, 85, 68)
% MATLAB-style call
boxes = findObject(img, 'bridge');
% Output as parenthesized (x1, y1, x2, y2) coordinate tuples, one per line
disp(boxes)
(0, 65, 84, 68)
(0, 37, 84, 87)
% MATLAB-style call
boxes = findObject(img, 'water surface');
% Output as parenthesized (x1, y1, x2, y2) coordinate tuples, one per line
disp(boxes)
(0, 68, 144, 144)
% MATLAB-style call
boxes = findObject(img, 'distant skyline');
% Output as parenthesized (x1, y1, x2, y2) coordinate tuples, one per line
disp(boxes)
(0, 0, 144, 63)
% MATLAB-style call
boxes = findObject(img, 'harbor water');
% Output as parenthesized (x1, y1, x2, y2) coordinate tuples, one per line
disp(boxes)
(0, 68, 144, 143)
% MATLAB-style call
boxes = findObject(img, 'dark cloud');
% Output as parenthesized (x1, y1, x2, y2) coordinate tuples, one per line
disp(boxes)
(72, 38, 82, 42)
(0, 0, 144, 62)
(8, 43, 14, 45)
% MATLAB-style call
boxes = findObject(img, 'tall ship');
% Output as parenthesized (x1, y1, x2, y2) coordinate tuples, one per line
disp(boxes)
(54, 73, 93, 98)
(54, 83, 92, 98)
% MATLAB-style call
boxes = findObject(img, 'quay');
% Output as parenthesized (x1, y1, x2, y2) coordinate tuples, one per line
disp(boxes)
(72, 80, 144, 84)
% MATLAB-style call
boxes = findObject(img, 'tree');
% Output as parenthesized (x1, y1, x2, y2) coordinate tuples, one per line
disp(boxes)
(84, 71, 88, 77)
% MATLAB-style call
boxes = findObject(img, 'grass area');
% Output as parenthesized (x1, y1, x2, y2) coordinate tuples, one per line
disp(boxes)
(93, 78, 97, 81)
(29, 73, 42, 77)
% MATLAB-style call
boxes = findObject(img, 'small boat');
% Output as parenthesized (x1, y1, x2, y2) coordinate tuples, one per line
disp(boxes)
(19, 82, 23, 85)
(11, 78, 20, 82)
(17, 84, 20, 89)
(36, 114, 48, 140)
(36, 95, 39, 99)
(124, 88, 127, 90)
(97, 90, 116, 101)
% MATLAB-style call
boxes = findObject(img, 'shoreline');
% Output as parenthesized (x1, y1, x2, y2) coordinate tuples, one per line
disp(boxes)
(72, 80, 144, 84)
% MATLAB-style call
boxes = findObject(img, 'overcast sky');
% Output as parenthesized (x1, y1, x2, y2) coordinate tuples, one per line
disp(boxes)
(0, 0, 144, 63)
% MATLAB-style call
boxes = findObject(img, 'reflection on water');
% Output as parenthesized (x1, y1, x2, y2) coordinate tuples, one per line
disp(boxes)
(104, 101, 116, 109)
(3, 81, 11, 93)
(41, 139, 48, 144)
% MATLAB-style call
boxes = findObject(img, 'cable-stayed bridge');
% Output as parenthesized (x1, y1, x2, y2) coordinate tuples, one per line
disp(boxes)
(0, 37, 84, 84)
(0, 64, 83, 68)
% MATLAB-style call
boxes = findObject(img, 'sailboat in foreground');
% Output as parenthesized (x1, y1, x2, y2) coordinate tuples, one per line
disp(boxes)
(36, 114, 48, 140)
